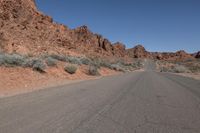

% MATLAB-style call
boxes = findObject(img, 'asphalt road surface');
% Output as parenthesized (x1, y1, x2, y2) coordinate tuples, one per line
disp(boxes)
(0, 61, 200, 133)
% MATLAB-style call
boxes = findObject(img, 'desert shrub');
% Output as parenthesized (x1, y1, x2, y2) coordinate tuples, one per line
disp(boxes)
(182, 61, 200, 73)
(32, 59, 46, 73)
(49, 55, 93, 65)
(46, 57, 57, 67)
(64, 65, 77, 74)
(5, 54, 25, 66)
(188, 66, 200, 73)
(80, 57, 92, 65)
(110, 64, 125, 72)
(89, 58, 101, 68)
(38, 53, 49, 60)
(66, 56, 82, 65)
(0, 53, 28, 67)
(88, 65, 100, 76)
(160, 67, 169, 72)
(110, 59, 144, 71)
(23, 58, 37, 67)
(99, 60, 112, 69)
(160, 64, 190, 73)
(130, 63, 137, 68)
(49, 54, 67, 62)
(113, 59, 122, 64)
(0, 54, 4, 66)
(93, 58, 113, 69)
(132, 59, 144, 69)
(172, 65, 189, 73)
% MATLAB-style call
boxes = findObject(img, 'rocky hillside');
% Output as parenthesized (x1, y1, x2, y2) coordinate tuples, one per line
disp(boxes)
(192, 51, 200, 58)
(126, 45, 195, 60)
(0, 0, 127, 58)
(152, 50, 195, 61)
(0, 0, 198, 61)
(126, 45, 151, 58)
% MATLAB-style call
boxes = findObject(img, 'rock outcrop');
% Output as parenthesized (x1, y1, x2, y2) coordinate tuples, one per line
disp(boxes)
(151, 50, 194, 60)
(113, 42, 126, 57)
(0, 0, 71, 55)
(0, 0, 125, 57)
(126, 45, 151, 58)
(193, 51, 200, 58)
(0, 0, 198, 61)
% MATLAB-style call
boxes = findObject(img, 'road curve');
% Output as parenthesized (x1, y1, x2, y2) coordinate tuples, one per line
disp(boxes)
(0, 70, 200, 132)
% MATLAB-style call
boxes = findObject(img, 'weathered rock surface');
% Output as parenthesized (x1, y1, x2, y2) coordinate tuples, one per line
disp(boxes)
(126, 45, 151, 58)
(0, 0, 124, 57)
(193, 51, 200, 58)
(153, 50, 194, 60)
(0, 0, 198, 61)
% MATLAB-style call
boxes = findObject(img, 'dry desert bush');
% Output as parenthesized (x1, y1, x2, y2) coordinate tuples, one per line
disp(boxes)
(64, 65, 77, 74)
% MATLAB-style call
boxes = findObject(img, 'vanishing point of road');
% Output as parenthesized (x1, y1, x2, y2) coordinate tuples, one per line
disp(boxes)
(0, 61, 200, 133)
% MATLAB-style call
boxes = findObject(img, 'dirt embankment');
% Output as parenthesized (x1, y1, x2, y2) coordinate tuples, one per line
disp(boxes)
(0, 64, 120, 97)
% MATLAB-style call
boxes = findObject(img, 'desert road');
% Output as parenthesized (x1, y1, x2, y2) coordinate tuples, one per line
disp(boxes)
(0, 62, 200, 133)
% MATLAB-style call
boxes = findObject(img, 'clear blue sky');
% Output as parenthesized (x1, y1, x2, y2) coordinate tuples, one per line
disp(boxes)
(35, 0, 200, 53)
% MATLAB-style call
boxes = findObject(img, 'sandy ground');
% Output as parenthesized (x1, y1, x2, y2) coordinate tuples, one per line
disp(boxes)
(0, 63, 120, 97)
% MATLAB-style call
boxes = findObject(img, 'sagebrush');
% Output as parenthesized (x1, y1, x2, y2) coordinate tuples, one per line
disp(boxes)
(64, 65, 77, 74)
(88, 65, 100, 76)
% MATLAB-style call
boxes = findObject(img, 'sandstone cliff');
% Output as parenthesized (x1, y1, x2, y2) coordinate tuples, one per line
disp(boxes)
(0, 0, 127, 58)
(0, 0, 198, 61)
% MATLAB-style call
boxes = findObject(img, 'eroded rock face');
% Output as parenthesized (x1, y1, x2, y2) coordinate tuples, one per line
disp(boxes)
(126, 45, 151, 58)
(0, 0, 73, 55)
(0, 0, 127, 57)
(175, 50, 193, 60)
(113, 42, 126, 57)
(151, 50, 195, 60)
(0, 0, 196, 61)
(194, 51, 200, 58)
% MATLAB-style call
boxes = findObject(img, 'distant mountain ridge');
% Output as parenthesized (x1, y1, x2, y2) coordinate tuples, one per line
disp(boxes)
(0, 0, 199, 60)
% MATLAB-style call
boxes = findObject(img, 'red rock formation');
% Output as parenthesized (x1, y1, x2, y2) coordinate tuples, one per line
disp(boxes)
(113, 42, 126, 57)
(72, 26, 116, 57)
(126, 45, 151, 58)
(151, 50, 195, 60)
(174, 50, 193, 60)
(0, 0, 72, 55)
(0, 0, 196, 61)
(0, 0, 125, 57)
